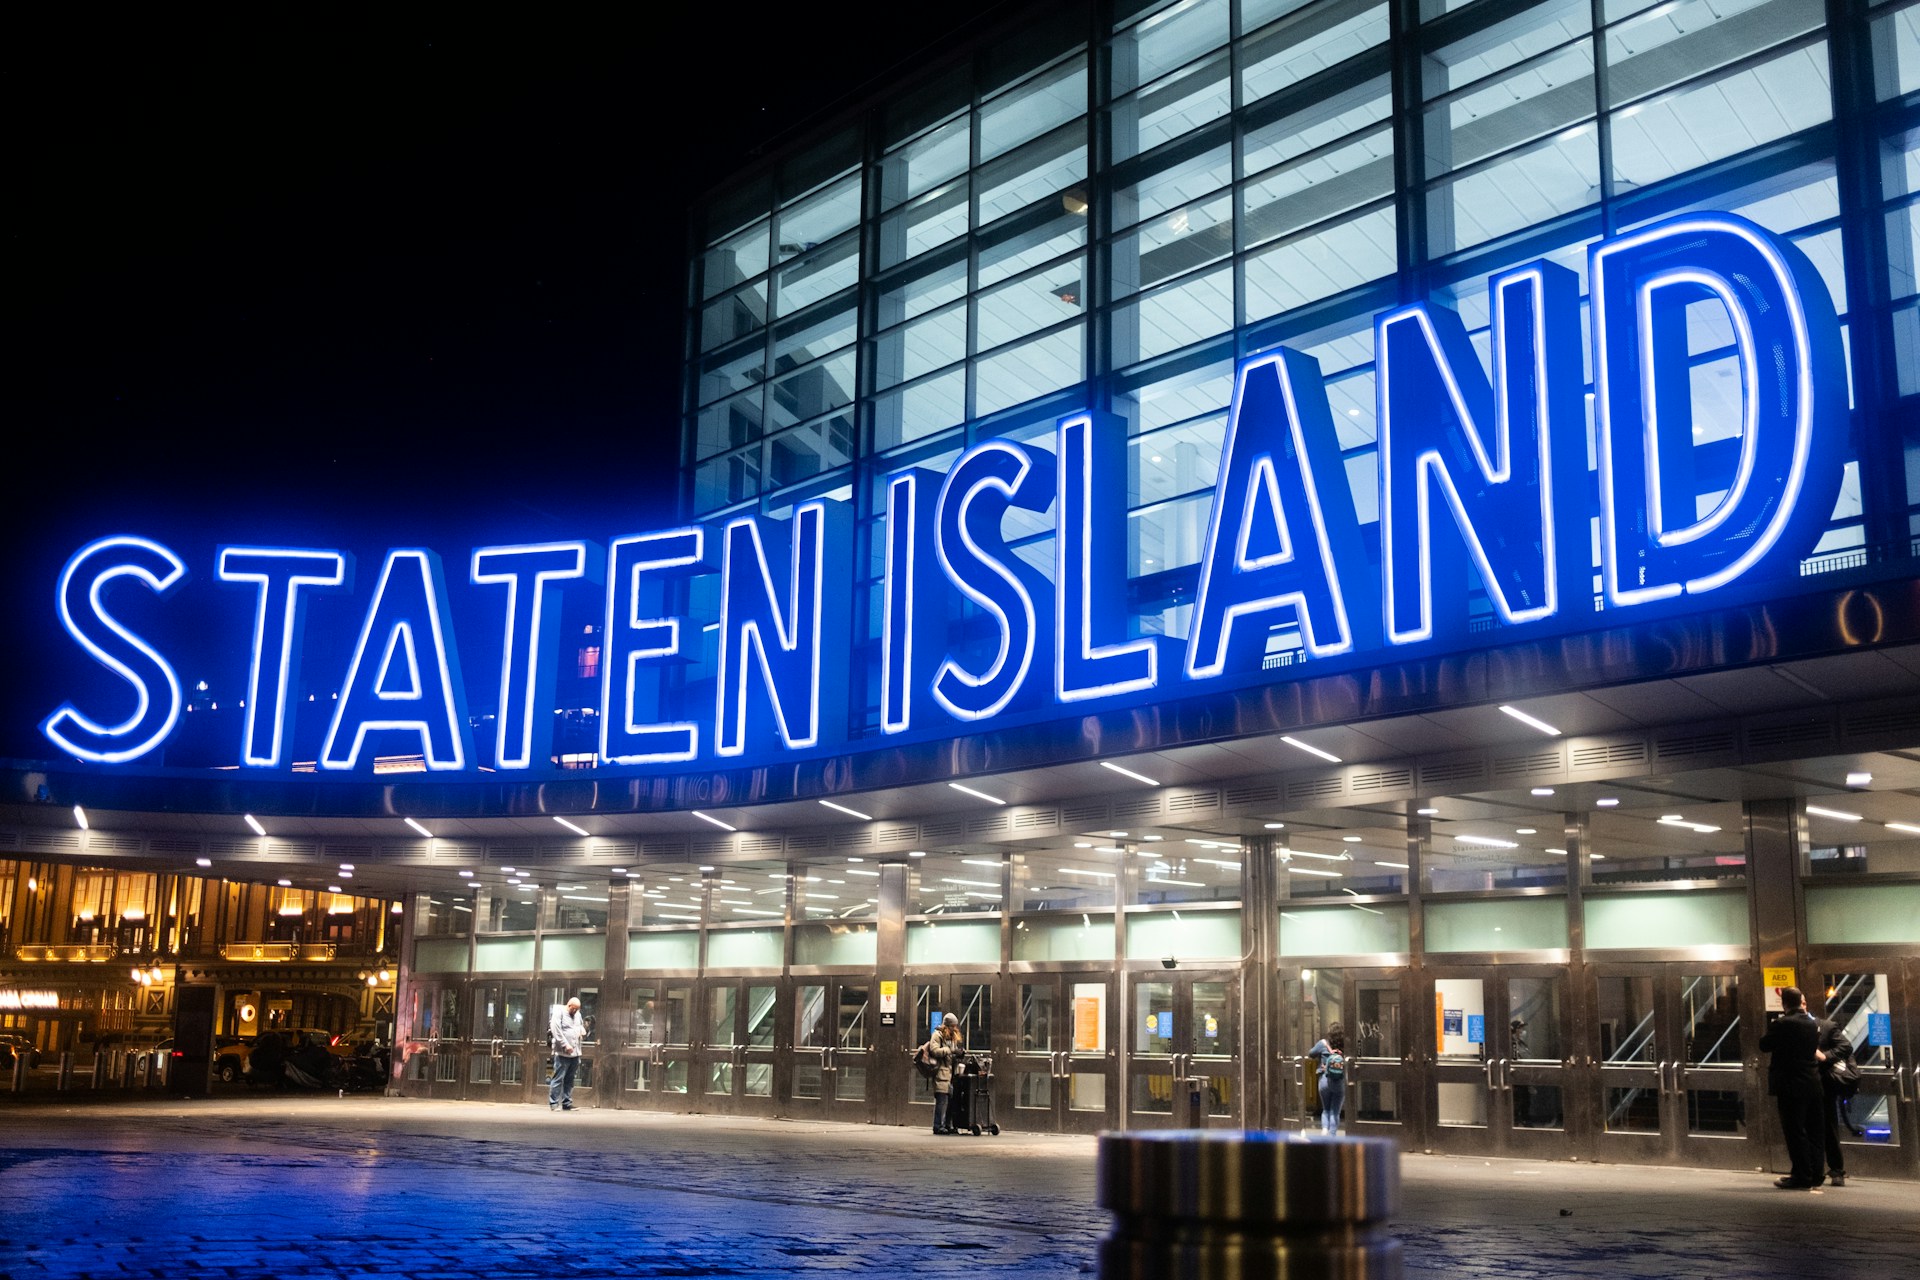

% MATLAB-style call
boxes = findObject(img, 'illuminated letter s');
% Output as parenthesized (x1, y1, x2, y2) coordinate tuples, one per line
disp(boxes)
(42, 536, 188, 763)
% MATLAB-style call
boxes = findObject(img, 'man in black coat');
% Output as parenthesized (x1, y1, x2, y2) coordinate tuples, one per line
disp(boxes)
(1758, 986, 1825, 1188)
(1816, 1014, 1854, 1187)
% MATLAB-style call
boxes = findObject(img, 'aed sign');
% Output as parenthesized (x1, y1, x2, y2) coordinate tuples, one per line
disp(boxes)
(41, 214, 1846, 775)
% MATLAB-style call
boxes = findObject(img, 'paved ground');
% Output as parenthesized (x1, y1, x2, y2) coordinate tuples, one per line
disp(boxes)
(1, 1096, 1916, 1278)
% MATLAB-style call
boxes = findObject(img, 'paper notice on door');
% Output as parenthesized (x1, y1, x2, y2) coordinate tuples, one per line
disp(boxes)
(879, 981, 897, 1014)
(1073, 991, 1104, 1053)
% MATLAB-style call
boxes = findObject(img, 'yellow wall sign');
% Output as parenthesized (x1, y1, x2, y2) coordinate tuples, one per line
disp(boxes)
(1764, 967, 1796, 989)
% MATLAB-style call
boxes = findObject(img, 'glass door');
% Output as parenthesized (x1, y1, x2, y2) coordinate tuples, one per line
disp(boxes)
(1421, 969, 1571, 1158)
(625, 980, 695, 1111)
(1005, 973, 1115, 1134)
(1125, 972, 1242, 1129)
(784, 979, 873, 1118)
(1285, 967, 1411, 1139)
(1589, 964, 1758, 1169)
(1814, 958, 1920, 1180)
(695, 980, 780, 1116)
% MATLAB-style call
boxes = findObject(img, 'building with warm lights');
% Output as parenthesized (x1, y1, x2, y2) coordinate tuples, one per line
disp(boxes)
(6, 0, 1919, 1182)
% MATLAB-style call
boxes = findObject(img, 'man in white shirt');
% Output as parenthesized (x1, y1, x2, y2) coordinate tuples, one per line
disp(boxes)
(548, 996, 586, 1112)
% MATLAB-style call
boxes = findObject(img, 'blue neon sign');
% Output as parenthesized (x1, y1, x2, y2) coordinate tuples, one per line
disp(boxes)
(40, 213, 1851, 773)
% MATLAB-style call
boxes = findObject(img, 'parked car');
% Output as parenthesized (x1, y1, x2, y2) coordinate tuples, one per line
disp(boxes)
(0, 1034, 39, 1069)
(215, 1029, 346, 1083)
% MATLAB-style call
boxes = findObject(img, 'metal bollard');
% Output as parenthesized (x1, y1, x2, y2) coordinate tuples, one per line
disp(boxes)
(1098, 1130, 1401, 1280)
(56, 1051, 73, 1091)
(9, 1054, 26, 1093)
(120, 1052, 136, 1090)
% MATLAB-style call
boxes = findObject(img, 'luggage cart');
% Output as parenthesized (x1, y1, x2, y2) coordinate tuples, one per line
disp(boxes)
(947, 1054, 999, 1135)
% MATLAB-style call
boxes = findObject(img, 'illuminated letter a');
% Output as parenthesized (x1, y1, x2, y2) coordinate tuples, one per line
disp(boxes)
(1186, 350, 1372, 680)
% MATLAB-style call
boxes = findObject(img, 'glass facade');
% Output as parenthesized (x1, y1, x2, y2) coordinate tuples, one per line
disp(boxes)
(683, 0, 1918, 730)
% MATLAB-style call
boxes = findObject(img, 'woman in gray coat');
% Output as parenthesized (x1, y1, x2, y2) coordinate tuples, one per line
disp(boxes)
(917, 1013, 965, 1135)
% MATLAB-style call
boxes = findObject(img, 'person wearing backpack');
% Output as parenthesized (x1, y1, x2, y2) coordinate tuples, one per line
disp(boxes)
(1307, 1024, 1348, 1134)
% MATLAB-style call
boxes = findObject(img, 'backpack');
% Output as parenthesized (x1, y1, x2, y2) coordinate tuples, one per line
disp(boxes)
(1323, 1049, 1345, 1078)
(914, 1044, 938, 1080)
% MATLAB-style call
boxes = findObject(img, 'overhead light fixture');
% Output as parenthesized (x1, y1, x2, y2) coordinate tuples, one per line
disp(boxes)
(1596, 798, 1620, 807)
(948, 782, 1005, 805)
(819, 800, 872, 820)
(277, 878, 292, 887)
(403, 817, 433, 839)
(458, 870, 474, 878)
(1531, 788, 1555, 797)
(339, 863, 356, 871)
(1281, 735, 1341, 763)
(1805, 805, 1862, 822)
(1456, 835, 1519, 849)
(1374, 860, 1411, 870)
(1657, 815, 1723, 834)
(1498, 705, 1561, 736)
(1341, 835, 1362, 843)
(1287, 850, 1349, 863)
(1884, 822, 1920, 835)
(1516, 828, 1537, 836)
(73, 805, 88, 831)
(1263, 822, 1285, 830)
(908, 850, 927, 858)
(243, 814, 266, 837)
(1416, 807, 1439, 816)
(691, 811, 736, 832)
(1287, 867, 1343, 878)
(1846, 772, 1873, 788)
(195, 857, 213, 868)
(553, 816, 590, 837)
(1100, 761, 1158, 786)
(1545, 848, 1569, 855)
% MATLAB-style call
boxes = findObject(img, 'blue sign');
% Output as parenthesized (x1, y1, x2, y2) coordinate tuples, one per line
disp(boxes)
(1467, 1015, 1485, 1045)
(1155, 1011, 1173, 1040)
(1444, 1009, 1463, 1036)
(930, 1011, 943, 1038)
(39, 213, 1849, 775)
(1868, 1012, 1893, 1047)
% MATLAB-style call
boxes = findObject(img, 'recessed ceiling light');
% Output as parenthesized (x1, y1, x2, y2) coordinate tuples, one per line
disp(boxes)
(195, 857, 213, 868)
(692, 811, 736, 832)
(243, 814, 267, 837)
(1263, 822, 1285, 830)
(1498, 705, 1561, 736)
(553, 816, 590, 837)
(1281, 735, 1341, 763)
(1417, 807, 1439, 816)
(1530, 788, 1554, 797)
(948, 782, 1005, 805)
(73, 806, 89, 831)
(1456, 835, 1518, 849)
(1596, 798, 1620, 807)
(1341, 835, 1363, 843)
(277, 879, 292, 887)
(459, 870, 474, 878)
(1847, 772, 1873, 787)
(403, 817, 433, 839)
(819, 800, 872, 820)
(1885, 822, 1920, 835)
(1100, 761, 1158, 785)
(1516, 828, 1537, 835)
(908, 850, 926, 858)
(1806, 805, 1862, 822)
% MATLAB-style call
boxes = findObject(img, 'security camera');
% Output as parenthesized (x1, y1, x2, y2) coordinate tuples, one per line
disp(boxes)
(1161, 956, 1177, 969)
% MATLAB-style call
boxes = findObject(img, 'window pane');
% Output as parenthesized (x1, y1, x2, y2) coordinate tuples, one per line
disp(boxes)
(978, 122, 1089, 225)
(1114, 263, 1233, 364)
(977, 259, 1087, 349)
(1243, 126, 1394, 251)
(1432, 130, 1600, 255)
(1240, 0, 1389, 105)
(768, 350, 855, 432)
(871, 368, 966, 451)
(877, 182, 970, 271)
(980, 57, 1087, 161)
(700, 285, 767, 353)
(694, 388, 763, 462)
(775, 236, 858, 317)
(976, 324, 1085, 416)
(1605, 0, 1822, 107)
(1243, 207, 1396, 322)
(701, 220, 770, 300)
(979, 207, 1088, 287)
(875, 256, 968, 328)
(1610, 46, 1833, 192)
(1113, 0, 1229, 96)
(777, 173, 861, 256)
(1111, 52, 1231, 163)
(874, 303, 966, 392)
(879, 116, 971, 211)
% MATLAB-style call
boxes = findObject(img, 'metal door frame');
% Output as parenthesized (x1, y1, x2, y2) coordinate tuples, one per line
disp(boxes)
(623, 975, 699, 1112)
(1121, 969, 1243, 1130)
(1002, 968, 1118, 1135)
(780, 975, 877, 1120)
(903, 973, 998, 1130)
(1280, 964, 1414, 1142)
(1419, 965, 1573, 1159)
(1585, 960, 1760, 1169)
(692, 975, 782, 1117)
(1806, 951, 1920, 1181)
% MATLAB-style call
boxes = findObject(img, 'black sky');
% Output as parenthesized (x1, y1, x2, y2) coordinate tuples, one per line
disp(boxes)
(6, 7, 1008, 757)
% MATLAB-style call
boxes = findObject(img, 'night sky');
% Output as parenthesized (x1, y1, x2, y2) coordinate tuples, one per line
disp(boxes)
(7, 8, 1013, 761)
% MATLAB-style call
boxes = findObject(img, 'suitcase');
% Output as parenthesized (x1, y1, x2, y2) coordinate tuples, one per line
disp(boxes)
(948, 1060, 999, 1135)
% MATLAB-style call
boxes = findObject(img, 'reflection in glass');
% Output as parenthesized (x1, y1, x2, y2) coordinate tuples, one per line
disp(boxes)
(1508, 976, 1563, 1060)
(797, 985, 828, 1049)
(1685, 1088, 1744, 1135)
(708, 987, 738, 1048)
(1022, 982, 1057, 1054)
(1605, 1084, 1659, 1132)
(1437, 1079, 1488, 1127)
(1682, 975, 1741, 1065)
(630, 986, 658, 1047)
(1597, 976, 1657, 1063)
(1135, 980, 1175, 1054)
(746, 985, 778, 1049)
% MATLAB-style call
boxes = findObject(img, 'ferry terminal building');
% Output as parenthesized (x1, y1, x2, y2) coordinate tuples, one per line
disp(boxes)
(5, 0, 1920, 1181)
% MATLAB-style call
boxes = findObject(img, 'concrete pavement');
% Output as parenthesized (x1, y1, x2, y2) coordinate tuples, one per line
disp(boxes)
(1, 1096, 1915, 1278)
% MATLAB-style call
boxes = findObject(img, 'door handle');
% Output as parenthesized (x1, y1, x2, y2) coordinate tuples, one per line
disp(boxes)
(1484, 1057, 1496, 1089)
(1897, 1065, 1912, 1104)
(1497, 1058, 1510, 1091)
(1655, 1060, 1668, 1094)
